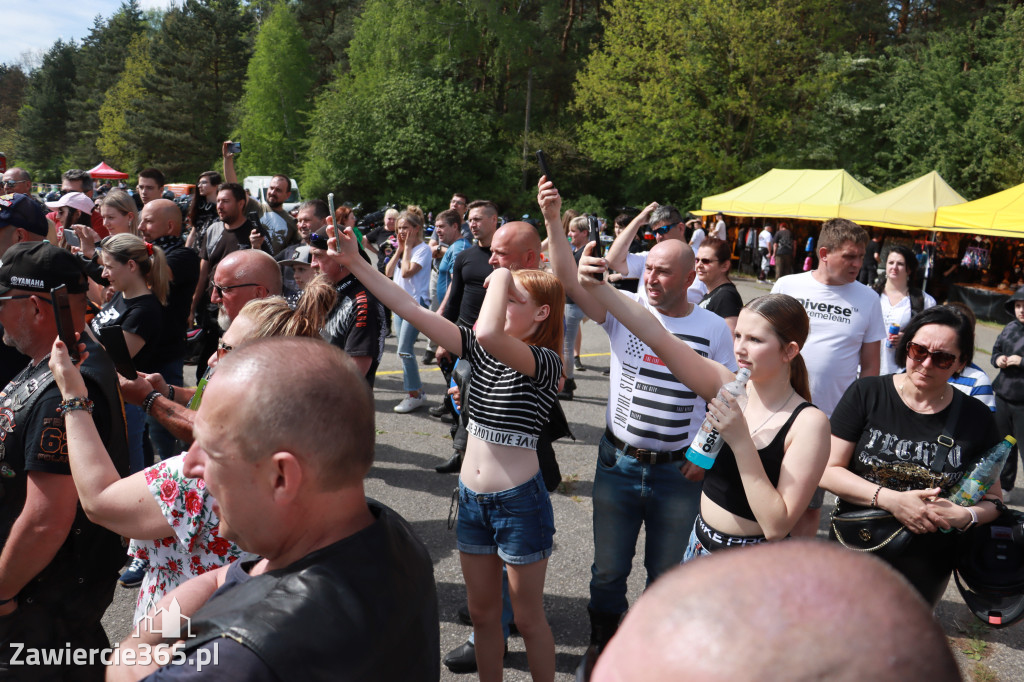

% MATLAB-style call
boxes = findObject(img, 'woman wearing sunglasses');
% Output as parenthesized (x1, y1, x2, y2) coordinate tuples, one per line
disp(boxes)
(821, 305, 1004, 605)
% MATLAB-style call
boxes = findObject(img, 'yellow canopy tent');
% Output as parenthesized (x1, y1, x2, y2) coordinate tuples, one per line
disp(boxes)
(935, 182, 1024, 238)
(700, 168, 875, 220)
(837, 171, 966, 232)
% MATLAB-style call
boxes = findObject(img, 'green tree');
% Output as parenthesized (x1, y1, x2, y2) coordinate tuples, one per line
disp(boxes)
(128, 0, 255, 180)
(294, 0, 367, 89)
(0, 65, 29, 166)
(234, 3, 315, 176)
(97, 34, 152, 172)
(65, 1, 146, 168)
(305, 0, 604, 210)
(573, 0, 850, 208)
(304, 72, 496, 207)
(16, 39, 79, 181)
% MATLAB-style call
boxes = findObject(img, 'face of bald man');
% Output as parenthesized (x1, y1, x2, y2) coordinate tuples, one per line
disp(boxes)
(138, 199, 181, 241)
(487, 221, 540, 270)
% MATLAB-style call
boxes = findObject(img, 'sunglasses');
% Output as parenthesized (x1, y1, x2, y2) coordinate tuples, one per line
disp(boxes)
(695, 257, 719, 265)
(652, 223, 678, 236)
(905, 341, 958, 370)
(211, 281, 258, 296)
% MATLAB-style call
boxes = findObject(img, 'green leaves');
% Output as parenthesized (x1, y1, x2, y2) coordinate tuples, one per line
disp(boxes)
(235, 3, 315, 177)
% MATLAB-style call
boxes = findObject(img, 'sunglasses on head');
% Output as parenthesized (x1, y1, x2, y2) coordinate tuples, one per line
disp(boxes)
(905, 341, 958, 369)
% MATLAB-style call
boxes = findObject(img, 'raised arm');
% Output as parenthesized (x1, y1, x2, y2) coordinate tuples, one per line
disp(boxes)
(475, 268, 543, 377)
(578, 254, 732, 402)
(327, 226, 462, 355)
(605, 201, 657, 276)
(537, 178, 606, 324)
(49, 340, 175, 540)
(222, 140, 238, 184)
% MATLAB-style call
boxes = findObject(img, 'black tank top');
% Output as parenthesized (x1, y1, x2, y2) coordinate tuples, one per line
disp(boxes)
(702, 402, 813, 522)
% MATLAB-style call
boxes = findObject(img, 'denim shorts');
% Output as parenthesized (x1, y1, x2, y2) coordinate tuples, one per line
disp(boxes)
(457, 470, 555, 565)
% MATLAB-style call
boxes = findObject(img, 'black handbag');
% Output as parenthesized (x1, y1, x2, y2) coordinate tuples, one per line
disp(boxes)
(830, 389, 964, 558)
(830, 507, 912, 556)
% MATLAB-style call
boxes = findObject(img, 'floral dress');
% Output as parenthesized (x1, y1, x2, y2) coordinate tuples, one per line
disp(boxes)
(129, 454, 257, 624)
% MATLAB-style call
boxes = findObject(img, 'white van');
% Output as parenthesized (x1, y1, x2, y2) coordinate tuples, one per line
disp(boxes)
(243, 176, 302, 213)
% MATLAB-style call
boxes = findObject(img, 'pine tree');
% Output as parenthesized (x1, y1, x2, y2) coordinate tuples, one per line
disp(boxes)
(234, 3, 314, 177)
(97, 34, 152, 172)
(16, 40, 79, 181)
(128, 0, 255, 180)
(65, 1, 147, 169)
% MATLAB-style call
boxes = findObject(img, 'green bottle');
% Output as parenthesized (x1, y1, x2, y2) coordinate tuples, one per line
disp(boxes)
(945, 436, 1016, 506)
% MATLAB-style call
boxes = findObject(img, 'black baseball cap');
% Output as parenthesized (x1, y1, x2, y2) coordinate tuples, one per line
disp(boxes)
(0, 241, 89, 295)
(0, 193, 48, 237)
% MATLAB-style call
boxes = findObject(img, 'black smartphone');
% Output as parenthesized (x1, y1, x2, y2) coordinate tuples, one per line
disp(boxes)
(536, 149, 553, 186)
(50, 285, 80, 363)
(227, 141, 241, 155)
(98, 325, 138, 380)
(588, 215, 604, 281)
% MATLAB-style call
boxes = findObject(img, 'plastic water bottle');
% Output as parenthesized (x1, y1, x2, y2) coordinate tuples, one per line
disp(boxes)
(685, 369, 751, 469)
(945, 436, 1016, 506)
(886, 324, 900, 348)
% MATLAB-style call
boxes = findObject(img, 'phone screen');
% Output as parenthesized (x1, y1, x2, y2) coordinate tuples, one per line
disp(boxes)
(50, 285, 80, 362)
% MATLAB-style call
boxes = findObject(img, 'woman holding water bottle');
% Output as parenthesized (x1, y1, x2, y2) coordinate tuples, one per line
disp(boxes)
(576, 255, 831, 558)
(875, 245, 935, 375)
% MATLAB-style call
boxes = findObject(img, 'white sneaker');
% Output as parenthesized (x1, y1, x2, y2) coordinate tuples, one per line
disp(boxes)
(394, 393, 427, 413)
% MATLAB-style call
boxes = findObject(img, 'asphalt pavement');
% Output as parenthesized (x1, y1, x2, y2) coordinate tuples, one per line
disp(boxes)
(102, 275, 1023, 681)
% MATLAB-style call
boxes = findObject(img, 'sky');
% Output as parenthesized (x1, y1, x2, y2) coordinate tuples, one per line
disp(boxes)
(3, 1, 171, 66)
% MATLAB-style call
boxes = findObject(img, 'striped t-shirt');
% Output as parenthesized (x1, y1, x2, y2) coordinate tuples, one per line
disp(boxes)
(459, 326, 561, 451)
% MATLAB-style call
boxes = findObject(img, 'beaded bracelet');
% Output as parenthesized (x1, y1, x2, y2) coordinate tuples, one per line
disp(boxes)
(143, 390, 161, 416)
(58, 397, 94, 414)
(870, 485, 883, 508)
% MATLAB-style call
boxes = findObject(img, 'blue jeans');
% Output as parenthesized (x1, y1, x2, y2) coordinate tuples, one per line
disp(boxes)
(563, 302, 585, 379)
(394, 312, 422, 393)
(125, 403, 146, 474)
(146, 358, 184, 461)
(457, 470, 555, 564)
(588, 434, 702, 615)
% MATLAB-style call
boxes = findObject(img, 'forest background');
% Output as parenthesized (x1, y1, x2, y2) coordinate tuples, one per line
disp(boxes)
(3, 0, 1024, 218)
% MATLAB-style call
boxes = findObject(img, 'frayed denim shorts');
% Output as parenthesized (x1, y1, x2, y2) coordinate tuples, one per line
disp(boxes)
(457, 469, 555, 565)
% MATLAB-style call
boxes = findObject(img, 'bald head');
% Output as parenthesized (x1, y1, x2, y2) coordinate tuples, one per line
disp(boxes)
(595, 541, 960, 682)
(215, 337, 375, 486)
(488, 221, 542, 270)
(138, 199, 181, 240)
(219, 249, 283, 296)
(212, 249, 284, 326)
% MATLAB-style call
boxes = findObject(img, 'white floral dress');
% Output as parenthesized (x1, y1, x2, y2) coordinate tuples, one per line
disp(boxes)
(129, 454, 257, 624)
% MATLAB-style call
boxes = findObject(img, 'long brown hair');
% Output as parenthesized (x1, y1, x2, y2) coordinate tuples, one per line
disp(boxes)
(744, 294, 812, 402)
(513, 269, 565, 359)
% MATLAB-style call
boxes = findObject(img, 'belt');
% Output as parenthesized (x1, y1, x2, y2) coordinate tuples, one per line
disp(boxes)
(603, 428, 687, 465)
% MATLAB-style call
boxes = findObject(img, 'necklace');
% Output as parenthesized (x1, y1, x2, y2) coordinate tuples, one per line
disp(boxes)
(748, 390, 796, 437)
(898, 375, 949, 413)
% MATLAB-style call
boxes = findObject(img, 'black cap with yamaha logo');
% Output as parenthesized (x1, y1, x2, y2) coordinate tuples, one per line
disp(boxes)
(0, 241, 88, 296)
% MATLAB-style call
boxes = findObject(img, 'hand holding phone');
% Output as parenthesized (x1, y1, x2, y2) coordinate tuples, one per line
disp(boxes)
(536, 150, 553, 186)
(51, 285, 80, 363)
(588, 215, 604, 281)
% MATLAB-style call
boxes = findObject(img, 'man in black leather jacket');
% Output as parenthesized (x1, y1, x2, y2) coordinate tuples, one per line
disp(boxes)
(114, 337, 439, 681)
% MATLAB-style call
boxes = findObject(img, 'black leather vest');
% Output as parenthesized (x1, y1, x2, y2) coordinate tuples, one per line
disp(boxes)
(0, 338, 129, 601)
(180, 501, 440, 681)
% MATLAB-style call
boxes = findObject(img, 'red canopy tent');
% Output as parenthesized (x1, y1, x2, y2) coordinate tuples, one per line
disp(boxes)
(87, 161, 129, 180)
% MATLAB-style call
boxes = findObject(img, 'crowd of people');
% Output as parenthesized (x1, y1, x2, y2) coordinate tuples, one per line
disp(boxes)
(0, 153, 1017, 680)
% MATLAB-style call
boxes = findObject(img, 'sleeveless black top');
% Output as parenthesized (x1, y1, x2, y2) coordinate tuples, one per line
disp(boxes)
(702, 402, 813, 522)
